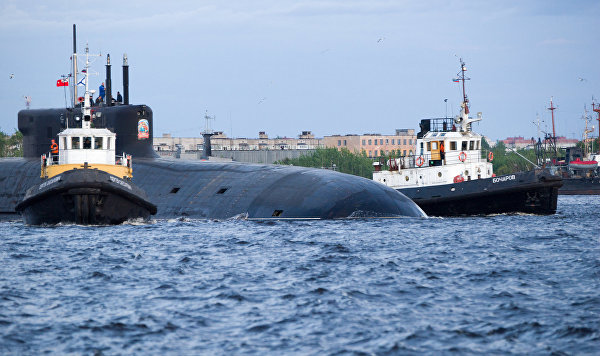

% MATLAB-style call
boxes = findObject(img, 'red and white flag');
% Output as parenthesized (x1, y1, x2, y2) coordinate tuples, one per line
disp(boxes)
(56, 79, 69, 87)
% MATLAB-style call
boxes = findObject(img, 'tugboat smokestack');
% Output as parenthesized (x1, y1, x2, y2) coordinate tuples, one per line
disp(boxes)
(123, 54, 129, 105)
(105, 54, 112, 106)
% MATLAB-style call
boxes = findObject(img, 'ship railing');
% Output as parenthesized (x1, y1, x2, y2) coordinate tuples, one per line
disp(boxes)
(381, 150, 493, 170)
(41, 152, 132, 168)
(115, 152, 132, 169)
(42, 152, 59, 167)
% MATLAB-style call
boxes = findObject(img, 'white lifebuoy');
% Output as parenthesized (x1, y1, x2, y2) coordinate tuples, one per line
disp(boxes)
(458, 151, 467, 162)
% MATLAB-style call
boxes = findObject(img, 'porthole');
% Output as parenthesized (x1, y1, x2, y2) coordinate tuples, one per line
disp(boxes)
(465, 170, 469, 175)
(405, 176, 409, 181)
(438, 172, 442, 177)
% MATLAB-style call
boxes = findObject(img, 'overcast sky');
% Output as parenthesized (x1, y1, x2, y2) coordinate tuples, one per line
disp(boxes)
(1, 0, 599, 141)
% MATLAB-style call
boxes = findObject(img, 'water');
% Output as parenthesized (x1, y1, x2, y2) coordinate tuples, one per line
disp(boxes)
(1, 196, 598, 355)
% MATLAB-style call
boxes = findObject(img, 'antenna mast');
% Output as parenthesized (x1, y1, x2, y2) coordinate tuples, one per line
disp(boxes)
(72, 24, 78, 108)
(548, 97, 557, 139)
(593, 101, 600, 154)
(453, 58, 470, 115)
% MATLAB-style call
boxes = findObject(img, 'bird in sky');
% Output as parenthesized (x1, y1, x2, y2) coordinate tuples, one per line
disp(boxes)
(578, 77, 587, 82)
(258, 97, 266, 104)
(377, 37, 385, 43)
(9, 73, 14, 79)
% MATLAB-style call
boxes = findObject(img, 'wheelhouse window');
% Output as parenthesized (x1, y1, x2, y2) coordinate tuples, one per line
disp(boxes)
(83, 137, 92, 149)
(71, 137, 80, 149)
(450, 141, 457, 150)
(469, 141, 474, 150)
(107, 137, 111, 150)
(94, 137, 103, 149)
(427, 142, 431, 151)
(461, 141, 468, 150)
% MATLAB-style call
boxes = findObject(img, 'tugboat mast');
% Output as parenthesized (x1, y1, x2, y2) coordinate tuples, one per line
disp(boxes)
(453, 58, 479, 132)
(81, 44, 100, 128)
(458, 58, 470, 115)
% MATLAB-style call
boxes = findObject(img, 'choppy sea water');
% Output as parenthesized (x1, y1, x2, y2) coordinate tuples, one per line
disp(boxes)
(1, 196, 598, 355)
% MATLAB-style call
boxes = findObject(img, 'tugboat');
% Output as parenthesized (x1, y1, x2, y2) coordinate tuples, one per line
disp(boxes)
(15, 46, 157, 225)
(372, 59, 563, 216)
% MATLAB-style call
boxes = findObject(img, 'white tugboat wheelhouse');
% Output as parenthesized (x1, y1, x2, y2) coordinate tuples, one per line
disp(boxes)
(373, 59, 494, 189)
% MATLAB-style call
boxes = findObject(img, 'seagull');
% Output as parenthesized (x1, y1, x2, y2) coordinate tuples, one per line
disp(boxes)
(578, 77, 587, 82)
(9, 73, 14, 79)
(258, 97, 266, 104)
(377, 37, 385, 43)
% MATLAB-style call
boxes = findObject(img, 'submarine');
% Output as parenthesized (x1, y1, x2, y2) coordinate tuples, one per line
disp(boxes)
(0, 27, 425, 221)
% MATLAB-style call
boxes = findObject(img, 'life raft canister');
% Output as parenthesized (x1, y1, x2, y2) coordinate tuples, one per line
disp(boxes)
(488, 151, 494, 161)
(416, 156, 424, 167)
(458, 151, 467, 162)
(453, 175, 464, 183)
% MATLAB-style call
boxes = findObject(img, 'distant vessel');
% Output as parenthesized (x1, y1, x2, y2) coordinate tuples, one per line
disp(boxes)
(15, 46, 156, 225)
(534, 99, 600, 195)
(372, 59, 562, 216)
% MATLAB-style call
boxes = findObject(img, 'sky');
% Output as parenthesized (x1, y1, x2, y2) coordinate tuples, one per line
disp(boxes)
(1, 0, 599, 141)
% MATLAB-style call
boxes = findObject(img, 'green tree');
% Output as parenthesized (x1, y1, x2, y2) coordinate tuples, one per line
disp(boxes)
(489, 140, 539, 175)
(276, 147, 374, 178)
(0, 130, 23, 157)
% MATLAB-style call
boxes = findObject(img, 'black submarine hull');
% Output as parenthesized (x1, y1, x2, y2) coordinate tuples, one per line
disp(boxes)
(0, 105, 426, 220)
(15, 169, 157, 225)
(398, 170, 562, 216)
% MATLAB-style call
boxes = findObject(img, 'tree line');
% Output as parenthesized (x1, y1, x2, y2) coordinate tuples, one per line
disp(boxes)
(275, 147, 375, 178)
(0, 130, 23, 157)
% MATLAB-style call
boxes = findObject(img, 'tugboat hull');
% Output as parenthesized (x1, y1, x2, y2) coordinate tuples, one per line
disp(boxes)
(15, 169, 157, 225)
(398, 170, 562, 216)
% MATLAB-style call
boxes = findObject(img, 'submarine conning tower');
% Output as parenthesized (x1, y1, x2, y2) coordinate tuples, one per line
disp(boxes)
(18, 53, 157, 159)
